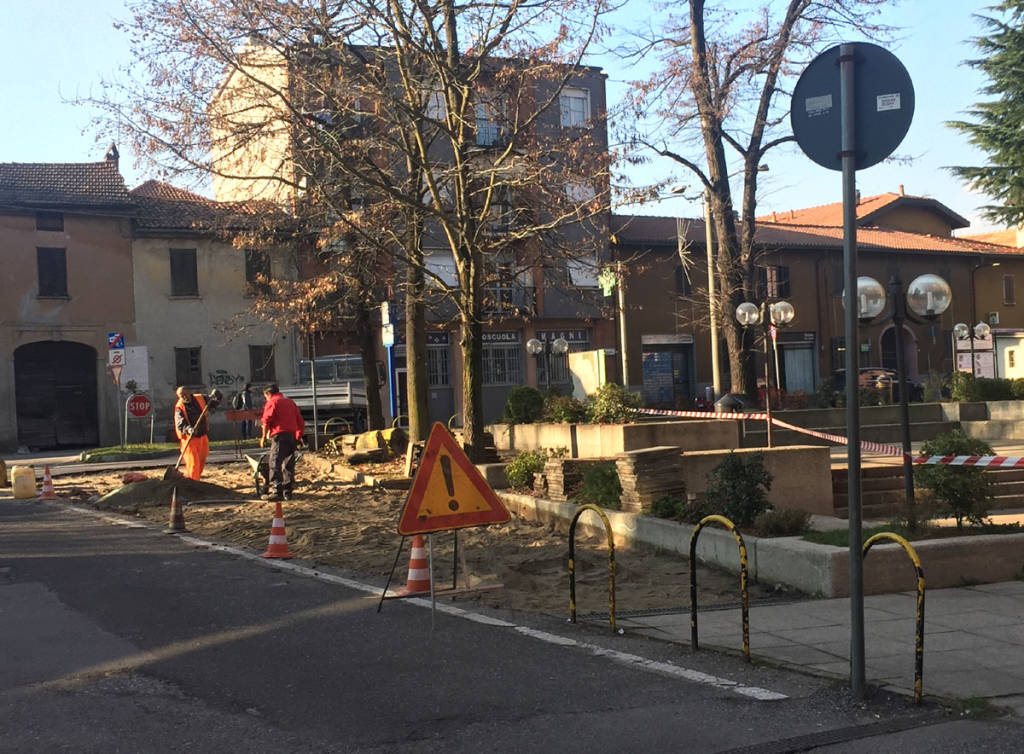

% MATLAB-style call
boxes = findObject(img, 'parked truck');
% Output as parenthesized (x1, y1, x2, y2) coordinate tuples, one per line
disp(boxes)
(282, 355, 369, 435)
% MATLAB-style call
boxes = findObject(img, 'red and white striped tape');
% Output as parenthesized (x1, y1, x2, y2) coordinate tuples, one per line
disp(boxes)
(912, 455, 1024, 468)
(635, 407, 905, 457)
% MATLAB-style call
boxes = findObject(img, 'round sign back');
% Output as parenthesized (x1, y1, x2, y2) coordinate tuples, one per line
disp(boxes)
(128, 393, 152, 418)
(791, 42, 914, 171)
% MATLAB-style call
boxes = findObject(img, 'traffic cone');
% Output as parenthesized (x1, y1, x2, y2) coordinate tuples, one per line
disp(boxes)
(261, 500, 293, 559)
(164, 487, 188, 533)
(38, 465, 56, 500)
(398, 534, 431, 595)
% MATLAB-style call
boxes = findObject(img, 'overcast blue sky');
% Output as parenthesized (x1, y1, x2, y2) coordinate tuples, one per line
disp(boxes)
(0, 1, 1001, 233)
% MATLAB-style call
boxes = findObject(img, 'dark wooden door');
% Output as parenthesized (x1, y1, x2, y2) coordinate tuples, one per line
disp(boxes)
(15, 341, 99, 448)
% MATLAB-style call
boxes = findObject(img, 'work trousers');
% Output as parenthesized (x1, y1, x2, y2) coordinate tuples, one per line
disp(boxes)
(268, 432, 298, 495)
(180, 434, 209, 480)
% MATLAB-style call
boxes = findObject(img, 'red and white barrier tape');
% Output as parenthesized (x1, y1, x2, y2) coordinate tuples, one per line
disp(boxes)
(912, 455, 1024, 467)
(635, 407, 905, 457)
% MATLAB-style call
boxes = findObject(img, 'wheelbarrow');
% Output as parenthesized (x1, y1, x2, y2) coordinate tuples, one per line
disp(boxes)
(245, 451, 304, 497)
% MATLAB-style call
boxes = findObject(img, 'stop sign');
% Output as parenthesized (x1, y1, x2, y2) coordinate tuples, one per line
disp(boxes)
(128, 393, 152, 418)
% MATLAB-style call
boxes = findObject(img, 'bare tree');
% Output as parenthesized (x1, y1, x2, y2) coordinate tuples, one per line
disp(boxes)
(622, 0, 890, 396)
(87, 0, 612, 457)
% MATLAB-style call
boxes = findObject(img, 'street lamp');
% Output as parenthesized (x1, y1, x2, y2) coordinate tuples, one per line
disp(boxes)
(735, 298, 794, 447)
(526, 336, 569, 391)
(856, 273, 952, 526)
(954, 321, 992, 377)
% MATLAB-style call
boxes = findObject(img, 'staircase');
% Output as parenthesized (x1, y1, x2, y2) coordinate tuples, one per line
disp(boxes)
(832, 465, 1024, 520)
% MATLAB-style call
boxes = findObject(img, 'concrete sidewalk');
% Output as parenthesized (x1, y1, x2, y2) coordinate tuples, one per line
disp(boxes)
(617, 580, 1024, 715)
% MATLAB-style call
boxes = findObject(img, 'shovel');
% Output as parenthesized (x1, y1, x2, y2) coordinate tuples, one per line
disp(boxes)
(164, 393, 217, 481)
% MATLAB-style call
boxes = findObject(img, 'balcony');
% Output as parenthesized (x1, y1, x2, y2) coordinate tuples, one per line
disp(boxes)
(483, 284, 535, 318)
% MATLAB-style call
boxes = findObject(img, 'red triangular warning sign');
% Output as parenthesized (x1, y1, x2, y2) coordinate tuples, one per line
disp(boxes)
(397, 423, 510, 535)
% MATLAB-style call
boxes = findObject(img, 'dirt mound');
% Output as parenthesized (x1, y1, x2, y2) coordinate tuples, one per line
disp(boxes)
(94, 477, 249, 513)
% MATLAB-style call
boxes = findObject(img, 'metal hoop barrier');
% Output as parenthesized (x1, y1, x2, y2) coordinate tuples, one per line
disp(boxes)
(392, 415, 408, 429)
(862, 532, 926, 703)
(689, 515, 750, 661)
(568, 504, 617, 633)
(323, 417, 351, 436)
(447, 413, 460, 431)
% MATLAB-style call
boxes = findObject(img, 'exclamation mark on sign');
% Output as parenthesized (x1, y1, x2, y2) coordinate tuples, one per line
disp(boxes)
(441, 455, 459, 511)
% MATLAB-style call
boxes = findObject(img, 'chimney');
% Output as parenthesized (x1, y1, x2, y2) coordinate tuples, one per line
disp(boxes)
(855, 190, 861, 204)
(789, 209, 795, 219)
(772, 211, 777, 222)
(104, 143, 119, 165)
(899, 184, 905, 196)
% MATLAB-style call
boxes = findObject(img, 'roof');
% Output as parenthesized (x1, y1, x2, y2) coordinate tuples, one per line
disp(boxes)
(960, 228, 1021, 247)
(130, 180, 280, 234)
(611, 213, 1019, 257)
(0, 161, 132, 210)
(757, 192, 970, 230)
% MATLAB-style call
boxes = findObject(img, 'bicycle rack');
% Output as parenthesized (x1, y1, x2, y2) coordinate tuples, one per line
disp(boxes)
(568, 504, 617, 633)
(689, 515, 750, 661)
(863, 532, 926, 703)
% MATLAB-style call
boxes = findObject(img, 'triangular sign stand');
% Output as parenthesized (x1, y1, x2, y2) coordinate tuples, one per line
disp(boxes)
(397, 422, 510, 535)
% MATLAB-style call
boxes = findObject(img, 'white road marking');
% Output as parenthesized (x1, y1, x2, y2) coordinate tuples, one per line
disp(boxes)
(65, 504, 787, 701)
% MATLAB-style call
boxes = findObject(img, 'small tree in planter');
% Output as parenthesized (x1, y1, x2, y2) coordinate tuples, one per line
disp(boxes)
(703, 452, 773, 527)
(504, 449, 548, 490)
(585, 383, 641, 423)
(914, 429, 994, 529)
(503, 386, 545, 424)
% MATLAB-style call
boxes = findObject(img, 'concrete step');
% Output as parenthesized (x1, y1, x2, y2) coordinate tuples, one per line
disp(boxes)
(960, 420, 1024, 442)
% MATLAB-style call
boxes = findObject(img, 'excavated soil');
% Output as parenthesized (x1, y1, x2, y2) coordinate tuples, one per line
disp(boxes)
(52, 454, 794, 618)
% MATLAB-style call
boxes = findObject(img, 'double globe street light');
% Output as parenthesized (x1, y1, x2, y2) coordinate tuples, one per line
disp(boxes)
(852, 273, 952, 525)
(526, 336, 569, 391)
(735, 299, 795, 447)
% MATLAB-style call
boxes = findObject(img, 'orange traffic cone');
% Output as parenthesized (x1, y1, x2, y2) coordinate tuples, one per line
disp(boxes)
(398, 534, 431, 595)
(38, 465, 56, 500)
(261, 500, 293, 559)
(164, 487, 188, 533)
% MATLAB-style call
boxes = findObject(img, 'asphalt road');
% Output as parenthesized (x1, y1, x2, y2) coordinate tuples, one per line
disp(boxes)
(2, 499, 1023, 752)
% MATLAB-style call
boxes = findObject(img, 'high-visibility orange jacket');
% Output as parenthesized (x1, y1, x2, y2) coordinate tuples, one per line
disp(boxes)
(174, 394, 209, 440)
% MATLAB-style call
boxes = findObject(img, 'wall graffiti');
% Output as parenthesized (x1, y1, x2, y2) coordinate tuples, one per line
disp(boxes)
(209, 369, 245, 387)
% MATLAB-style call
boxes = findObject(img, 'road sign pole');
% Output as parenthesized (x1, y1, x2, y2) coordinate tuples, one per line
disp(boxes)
(124, 394, 130, 449)
(839, 43, 866, 698)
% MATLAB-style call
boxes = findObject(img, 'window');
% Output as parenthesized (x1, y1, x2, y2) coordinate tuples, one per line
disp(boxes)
(36, 247, 67, 297)
(425, 89, 446, 121)
(427, 346, 449, 386)
(244, 249, 271, 295)
(759, 265, 791, 298)
(36, 212, 63, 231)
(249, 345, 276, 382)
(559, 87, 590, 127)
(1004, 275, 1015, 305)
(170, 248, 198, 297)
(482, 341, 523, 385)
(475, 103, 501, 146)
(536, 332, 589, 386)
(174, 347, 202, 386)
(674, 265, 692, 295)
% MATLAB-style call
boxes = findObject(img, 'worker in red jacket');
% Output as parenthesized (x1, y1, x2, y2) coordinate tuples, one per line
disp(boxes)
(174, 387, 210, 480)
(259, 383, 305, 501)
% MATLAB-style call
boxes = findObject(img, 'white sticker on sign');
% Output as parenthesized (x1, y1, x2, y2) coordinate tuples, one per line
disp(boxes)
(804, 94, 832, 117)
(877, 93, 901, 112)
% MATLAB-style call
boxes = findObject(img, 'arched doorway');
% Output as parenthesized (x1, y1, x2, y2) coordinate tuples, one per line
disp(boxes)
(880, 325, 919, 380)
(14, 341, 99, 449)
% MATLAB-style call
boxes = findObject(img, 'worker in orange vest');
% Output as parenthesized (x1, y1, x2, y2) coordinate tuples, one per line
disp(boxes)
(174, 386, 210, 480)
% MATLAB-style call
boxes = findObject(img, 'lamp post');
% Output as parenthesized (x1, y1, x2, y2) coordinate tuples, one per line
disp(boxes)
(856, 273, 952, 527)
(954, 321, 992, 377)
(735, 298, 795, 448)
(526, 336, 569, 391)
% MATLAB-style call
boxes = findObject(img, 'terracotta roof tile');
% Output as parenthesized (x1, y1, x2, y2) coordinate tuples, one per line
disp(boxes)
(0, 161, 131, 208)
(130, 180, 280, 232)
(757, 192, 969, 230)
(961, 228, 1021, 247)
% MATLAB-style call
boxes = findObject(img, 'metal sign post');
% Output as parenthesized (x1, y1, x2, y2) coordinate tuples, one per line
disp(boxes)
(792, 41, 914, 698)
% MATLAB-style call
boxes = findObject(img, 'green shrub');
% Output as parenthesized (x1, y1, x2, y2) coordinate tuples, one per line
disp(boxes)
(914, 429, 994, 529)
(1012, 378, 1024, 400)
(952, 372, 1014, 402)
(703, 452, 773, 527)
(812, 376, 840, 408)
(650, 493, 688, 521)
(753, 508, 810, 537)
(571, 463, 622, 510)
(543, 394, 587, 423)
(585, 383, 642, 423)
(503, 386, 545, 424)
(505, 449, 547, 490)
